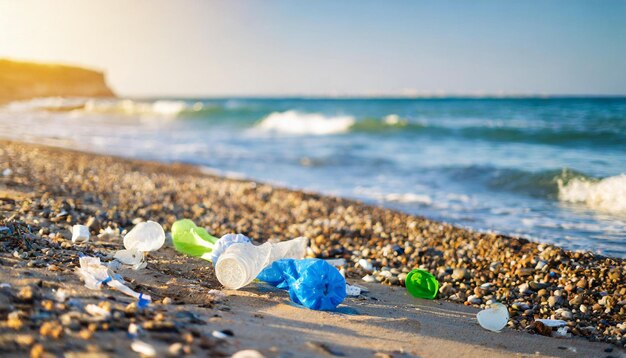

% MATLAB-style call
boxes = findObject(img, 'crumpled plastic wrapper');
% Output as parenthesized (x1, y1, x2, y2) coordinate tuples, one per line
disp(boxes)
(258, 258, 346, 311)
(114, 221, 165, 270)
(76, 254, 151, 305)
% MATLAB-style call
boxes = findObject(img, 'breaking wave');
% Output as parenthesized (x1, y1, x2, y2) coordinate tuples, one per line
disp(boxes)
(558, 174, 626, 215)
(2, 97, 207, 118)
(255, 110, 356, 135)
(255, 111, 418, 135)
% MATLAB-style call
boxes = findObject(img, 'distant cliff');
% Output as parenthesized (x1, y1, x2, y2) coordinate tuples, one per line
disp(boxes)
(0, 59, 115, 103)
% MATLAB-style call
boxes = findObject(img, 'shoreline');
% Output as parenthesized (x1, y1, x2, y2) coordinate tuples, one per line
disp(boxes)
(0, 140, 624, 356)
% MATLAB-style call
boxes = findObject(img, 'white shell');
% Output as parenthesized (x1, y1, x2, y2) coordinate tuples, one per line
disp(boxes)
(477, 302, 509, 332)
(71, 225, 90, 243)
(123, 221, 165, 252)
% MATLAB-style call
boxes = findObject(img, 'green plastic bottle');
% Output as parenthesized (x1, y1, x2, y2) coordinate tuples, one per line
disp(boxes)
(405, 269, 439, 299)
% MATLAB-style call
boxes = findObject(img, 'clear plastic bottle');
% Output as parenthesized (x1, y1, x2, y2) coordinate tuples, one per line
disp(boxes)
(215, 237, 308, 289)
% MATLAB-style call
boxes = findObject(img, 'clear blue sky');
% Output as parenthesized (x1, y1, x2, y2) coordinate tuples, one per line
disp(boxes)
(1, 0, 625, 96)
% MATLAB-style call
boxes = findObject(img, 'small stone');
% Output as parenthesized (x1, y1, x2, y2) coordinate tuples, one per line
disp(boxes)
(467, 295, 481, 305)
(232, 350, 265, 358)
(15, 334, 35, 346)
(534, 321, 552, 337)
(518, 283, 531, 295)
(512, 302, 529, 311)
(362, 275, 376, 283)
(452, 268, 467, 281)
(535, 261, 547, 270)
(40, 321, 64, 339)
(71, 224, 90, 243)
(7, 311, 23, 330)
(548, 296, 562, 308)
(516, 268, 534, 276)
(439, 282, 454, 296)
(162, 297, 172, 305)
(576, 278, 588, 289)
(30, 344, 45, 358)
(569, 295, 582, 306)
(398, 273, 408, 285)
(580, 304, 588, 314)
(489, 262, 502, 272)
(17, 286, 34, 303)
(557, 309, 573, 320)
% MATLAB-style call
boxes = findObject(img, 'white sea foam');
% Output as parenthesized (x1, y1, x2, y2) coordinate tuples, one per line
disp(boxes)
(1, 98, 197, 118)
(84, 99, 191, 118)
(558, 174, 626, 215)
(256, 110, 355, 135)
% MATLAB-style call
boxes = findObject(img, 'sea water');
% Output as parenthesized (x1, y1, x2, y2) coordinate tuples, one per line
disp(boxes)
(1, 97, 625, 257)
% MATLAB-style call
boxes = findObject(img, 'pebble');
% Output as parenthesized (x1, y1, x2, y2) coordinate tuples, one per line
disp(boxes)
(518, 283, 531, 295)
(358, 259, 373, 271)
(362, 275, 376, 283)
(548, 296, 562, 308)
(17, 286, 34, 303)
(131, 340, 156, 357)
(451, 268, 467, 281)
(232, 350, 265, 358)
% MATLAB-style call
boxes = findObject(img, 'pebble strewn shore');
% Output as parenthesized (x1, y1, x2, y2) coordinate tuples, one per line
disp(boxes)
(1, 141, 625, 351)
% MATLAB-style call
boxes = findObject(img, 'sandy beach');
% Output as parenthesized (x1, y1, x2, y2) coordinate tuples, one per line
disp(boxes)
(0, 140, 623, 357)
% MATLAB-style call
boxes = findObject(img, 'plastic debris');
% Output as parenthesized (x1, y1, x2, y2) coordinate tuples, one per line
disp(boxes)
(405, 269, 439, 300)
(115, 221, 165, 270)
(258, 258, 346, 311)
(215, 236, 308, 289)
(212, 329, 234, 339)
(346, 284, 361, 297)
(71, 225, 90, 243)
(535, 319, 567, 327)
(555, 326, 572, 338)
(171, 219, 217, 261)
(358, 259, 373, 271)
(76, 255, 152, 304)
(131, 340, 156, 357)
(114, 249, 146, 270)
(477, 302, 509, 332)
(98, 226, 119, 240)
(123, 221, 165, 252)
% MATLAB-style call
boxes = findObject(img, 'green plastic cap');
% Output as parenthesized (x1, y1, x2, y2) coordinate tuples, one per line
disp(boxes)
(405, 269, 439, 300)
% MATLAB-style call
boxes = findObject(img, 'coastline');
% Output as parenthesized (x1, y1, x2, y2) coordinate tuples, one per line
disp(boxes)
(0, 140, 623, 357)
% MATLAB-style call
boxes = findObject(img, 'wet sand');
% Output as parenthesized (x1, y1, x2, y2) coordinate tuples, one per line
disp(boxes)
(0, 140, 623, 357)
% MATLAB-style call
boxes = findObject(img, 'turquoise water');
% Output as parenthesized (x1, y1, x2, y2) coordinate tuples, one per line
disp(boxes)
(1, 97, 625, 256)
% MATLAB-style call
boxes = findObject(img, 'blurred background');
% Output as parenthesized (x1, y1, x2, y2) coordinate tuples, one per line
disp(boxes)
(1, 0, 625, 256)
